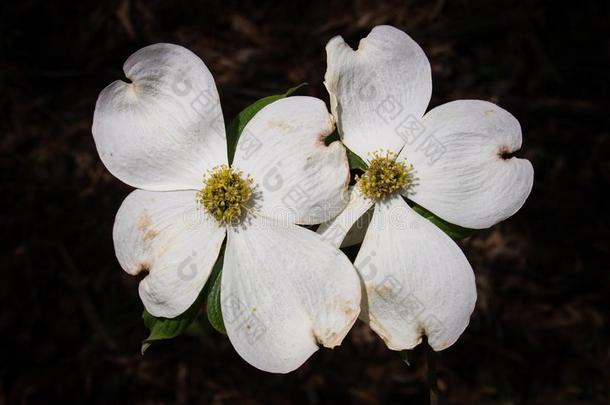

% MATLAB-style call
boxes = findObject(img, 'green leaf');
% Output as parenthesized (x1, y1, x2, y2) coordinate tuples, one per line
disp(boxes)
(226, 83, 307, 164)
(346, 148, 368, 171)
(412, 204, 478, 240)
(324, 131, 368, 171)
(206, 254, 226, 334)
(141, 245, 225, 353)
(141, 301, 202, 354)
(324, 131, 339, 145)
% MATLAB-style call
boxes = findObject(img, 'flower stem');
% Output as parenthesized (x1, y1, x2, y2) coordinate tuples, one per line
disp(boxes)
(426, 342, 447, 405)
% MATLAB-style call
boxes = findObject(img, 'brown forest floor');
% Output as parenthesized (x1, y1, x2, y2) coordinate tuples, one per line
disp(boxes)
(1, 0, 609, 403)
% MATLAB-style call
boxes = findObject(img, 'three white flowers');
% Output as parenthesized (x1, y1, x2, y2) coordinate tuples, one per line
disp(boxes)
(92, 25, 533, 373)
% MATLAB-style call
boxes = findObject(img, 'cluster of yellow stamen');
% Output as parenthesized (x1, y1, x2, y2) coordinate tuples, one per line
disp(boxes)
(357, 150, 414, 200)
(197, 165, 253, 224)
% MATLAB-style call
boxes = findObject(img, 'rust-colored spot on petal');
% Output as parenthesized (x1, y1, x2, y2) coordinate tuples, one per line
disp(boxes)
(266, 119, 291, 131)
(497, 145, 514, 160)
(137, 209, 159, 241)
(313, 298, 358, 348)
(372, 283, 395, 300)
(136, 261, 151, 274)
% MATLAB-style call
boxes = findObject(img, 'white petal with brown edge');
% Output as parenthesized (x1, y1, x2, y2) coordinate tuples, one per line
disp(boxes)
(93, 43, 227, 191)
(399, 100, 534, 229)
(356, 195, 476, 351)
(325, 25, 432, 160)
(221, 214, 361, 373)
(113, 189, 225, 318)
(232, 96, 349, 225)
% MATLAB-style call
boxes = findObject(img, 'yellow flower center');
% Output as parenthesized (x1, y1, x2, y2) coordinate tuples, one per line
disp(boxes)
(197, 165, 253, 224)
(358, 150, 414, 200)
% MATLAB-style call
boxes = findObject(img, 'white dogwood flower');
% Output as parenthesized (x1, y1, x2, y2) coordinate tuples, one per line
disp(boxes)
(318, 26, 533, 351)
(92, 43, 361, 373)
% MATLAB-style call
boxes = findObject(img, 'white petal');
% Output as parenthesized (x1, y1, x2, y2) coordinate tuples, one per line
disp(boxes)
(232, 96, 349, 225)
(317, 186, 373, 247)
(400, 100, 534, 229)
(325, 25, 432, 160)
(93, 43, 227, 191)
(221, 215, 361, 373)
(340, 207, 373, 248)
(113, 189, 226, 317)
(356, 195, 476, 351)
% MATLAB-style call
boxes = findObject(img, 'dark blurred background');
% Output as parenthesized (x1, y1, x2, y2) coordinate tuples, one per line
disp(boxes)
(1, 0, 609, 403)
